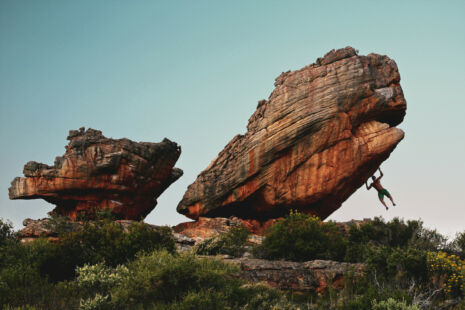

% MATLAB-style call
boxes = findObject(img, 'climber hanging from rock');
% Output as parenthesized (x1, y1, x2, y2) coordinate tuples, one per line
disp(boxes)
(365, 167, 396, 210)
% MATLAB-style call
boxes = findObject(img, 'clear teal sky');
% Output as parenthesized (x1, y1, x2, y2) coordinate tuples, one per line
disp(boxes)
(1, 1, 464, 236)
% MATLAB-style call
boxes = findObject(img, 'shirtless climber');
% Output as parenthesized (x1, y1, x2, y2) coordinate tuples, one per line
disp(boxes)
(365, 168, 396, 210)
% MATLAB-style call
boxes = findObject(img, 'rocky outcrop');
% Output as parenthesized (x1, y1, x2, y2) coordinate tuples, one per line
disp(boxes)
(173, 217, 279, 241)
(173, 217, 247, 241)
(177, 47, 406, 221)
(226, 257, 364, 292)
(9, 127, 183, 220)
(17, 217, 196, 252)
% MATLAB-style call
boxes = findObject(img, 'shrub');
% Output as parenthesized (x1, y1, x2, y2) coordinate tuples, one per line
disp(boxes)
(344, 217, 446, 263)
(372, 298, 420, 310)
(0, 238, 79, 308)
(112, 250, 241, 306)
(427, 251, 465, 298)
(195, 226, 250, 257)
(255, 211, 347, 261)
(79, 293, 111, 310)
(77, 262, 129, 292)
(78, 250, 294, 309)
(40, 220, 175, 281)
(43, 214, 76, 236)
(365, 246, 428, 284)
(452, 231, 465, 259)
(346, 217, 433, 249)
(0, 218, 15, 246)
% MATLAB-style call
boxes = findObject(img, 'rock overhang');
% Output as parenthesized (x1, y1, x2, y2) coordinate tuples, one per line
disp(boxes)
(177, 46, 407, 221)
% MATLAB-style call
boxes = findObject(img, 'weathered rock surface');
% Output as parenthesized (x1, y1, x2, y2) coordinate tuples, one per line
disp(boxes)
(178, 47, 406, 221)
(9, 127, 183, 220)
(226, 257, 364, 292)
(173, 216, 278, 241)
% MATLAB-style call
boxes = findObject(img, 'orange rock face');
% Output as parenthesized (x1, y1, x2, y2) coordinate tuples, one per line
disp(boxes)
(177, 47, 406, 221)
(9, 128, 183, 220)
(173, 216, 279, 240)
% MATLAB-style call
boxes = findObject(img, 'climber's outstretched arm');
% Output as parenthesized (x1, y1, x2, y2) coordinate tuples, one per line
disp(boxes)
(378, 168, 384, 179)
(366, 181, 372, 190)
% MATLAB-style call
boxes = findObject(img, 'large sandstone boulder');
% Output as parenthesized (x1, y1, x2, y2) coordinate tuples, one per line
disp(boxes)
(178, 47, 406, 221)
(9, 127, 183, 220)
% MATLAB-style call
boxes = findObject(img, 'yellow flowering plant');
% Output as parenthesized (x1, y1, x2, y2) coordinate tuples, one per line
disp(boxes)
(427, 251, 465, 297)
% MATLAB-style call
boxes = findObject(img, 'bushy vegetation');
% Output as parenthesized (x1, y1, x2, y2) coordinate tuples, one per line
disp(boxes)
(3, 213, 465, 309)
(195, 226, 250, 257)
(0, 218, 175, 308)
(41, 220, 176, 281)
(251, 212, 465, 308)
(371, 298, 420, 310)
(75, 250, 296, 309)
(452, 231, 465, 259)
(254, 211, 347, 261)
(427, 251, 465, 298)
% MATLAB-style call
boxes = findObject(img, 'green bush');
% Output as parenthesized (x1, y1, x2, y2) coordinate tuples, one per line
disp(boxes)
(372, 298, 420, 310)
(344, 217, 446, 263)
(41, 220, 175, 281)
(77, 250, 294, 309)
(0, 218, 15, 246)
(195, 226, 250, 257)
(346, 217, 423, 249)
(427, 251, 465, 298)
(0, 220, 176, 308)
(364, 246, 428, 284)
(452, 231, 465, 259)
(0, 238, 79, 308)
(254, 211, 347, 261)
(43, 214, 76, 236)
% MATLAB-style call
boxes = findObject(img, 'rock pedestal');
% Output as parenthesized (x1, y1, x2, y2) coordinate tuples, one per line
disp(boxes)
(9, 128, 183, 220)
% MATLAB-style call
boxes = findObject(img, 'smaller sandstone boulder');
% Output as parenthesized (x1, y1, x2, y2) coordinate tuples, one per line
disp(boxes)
(9, 127, 183, 220)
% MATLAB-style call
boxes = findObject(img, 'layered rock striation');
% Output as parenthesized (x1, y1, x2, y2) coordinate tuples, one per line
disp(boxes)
(178, 47, 406, 221)
(9, 128, 183, 220)
(227, 257, 364, 292)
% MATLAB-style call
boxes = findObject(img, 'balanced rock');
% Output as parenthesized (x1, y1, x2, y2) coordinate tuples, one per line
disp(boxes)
(9, 127, 183, 220)
(177, 47, 406, 221)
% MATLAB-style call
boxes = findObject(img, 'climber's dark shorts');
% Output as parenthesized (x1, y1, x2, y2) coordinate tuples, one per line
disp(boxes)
(378, 189, 390, 200)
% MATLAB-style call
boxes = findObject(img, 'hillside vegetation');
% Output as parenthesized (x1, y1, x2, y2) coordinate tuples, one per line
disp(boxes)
(1, 213, 465, 309)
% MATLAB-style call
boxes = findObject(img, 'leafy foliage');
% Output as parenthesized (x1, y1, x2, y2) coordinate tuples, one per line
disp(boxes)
(0, 218, 15, 246)
(371, 298, 420, 310)
(41, 220, 175, 281)
(76, 250, 295, 309)
(452, 231, 465, 259)
(255, 211, 347, 261)
(0, 220, 175, 308)
(427, 251, 465, 298)
(1, 214, 465, 309)
(195, 226, 250, 257)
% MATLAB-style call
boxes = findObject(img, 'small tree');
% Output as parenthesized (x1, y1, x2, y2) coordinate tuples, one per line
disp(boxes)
(254, 211, 347, 261)
(452, 231, 465, 259)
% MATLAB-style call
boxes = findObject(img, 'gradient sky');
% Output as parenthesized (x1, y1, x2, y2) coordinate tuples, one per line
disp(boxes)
(1, 1, 464, 237)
